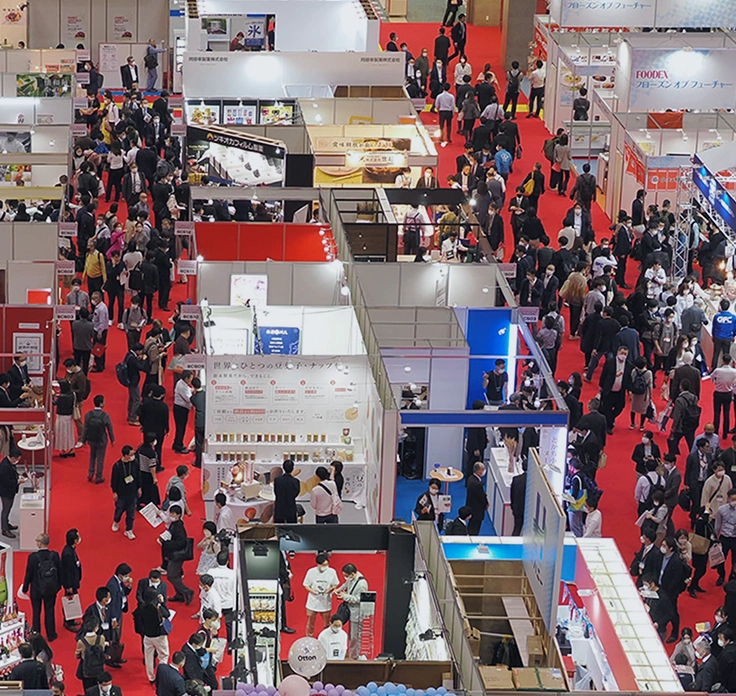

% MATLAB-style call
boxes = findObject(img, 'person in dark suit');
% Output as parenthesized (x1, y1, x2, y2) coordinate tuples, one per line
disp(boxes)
(136, 569, 168, 607)
(599, 345, 633, 433)
(181, 633, 216, 689)
(662, 454, 682, 529)
(540, 265, 559, 310)
(448, 14, 467, 62)
(576, 398, 608, 450)
(83, 586, 115, 643)
(162, 505, 193, 604)
(658, 536, 690, 643)
(273, 459, 300, 523)
(716, 625, 736, 693)
(0, 373, 21, 407)
(415, 166, 438, 189)
(433, 27, 450, 65)
(465, 462, 489, 535)
(694, 639, 719, 692)
(9, 642, 49, 688)
(415, 479, 442, 522)
(7, 354, 30, 401)
(685, 439, 714, 526)
(640, 574, 674, 641)
(155, 651, 186, 696)
(61, 527, 83, 631)
(456, 144, 474, 173)
(0, 444, 21, 539)
(22, 533, 62, 640)
(445, 506, 471, 535)
(518, 268, 543, 308)
(120, 56, 139, 90)
(629, 528, 662, 587)
(105, 564, 133, 639)
(85, 671, 123, 696)
(631, 431, 662, 475)
(278, 551, 295, 634)
(139, 385, 169, 471)
(510, 461, 527, 536)
(152, 91, 172, 129)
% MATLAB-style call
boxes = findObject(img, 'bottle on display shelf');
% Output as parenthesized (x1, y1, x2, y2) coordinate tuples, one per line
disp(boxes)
(0, 552, 7, 610)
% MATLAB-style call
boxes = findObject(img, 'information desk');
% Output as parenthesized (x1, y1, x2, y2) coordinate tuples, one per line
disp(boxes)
(486, 446, 515, 535)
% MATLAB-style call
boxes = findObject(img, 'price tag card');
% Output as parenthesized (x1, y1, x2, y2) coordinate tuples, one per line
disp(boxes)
(174, 221, 194, 236)
(58, 223, 77, 238)
(180, 305, 202, 321)
(54, 305, 77, 321)
(178, 259, 197, 275)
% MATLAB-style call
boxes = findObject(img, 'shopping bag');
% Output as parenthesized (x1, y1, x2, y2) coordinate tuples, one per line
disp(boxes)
(690, 533, 711, 556)
(91, 343, 106, 358)
(597, 452, 607, 470)
(709, 542, 725, 568)
(61, 593, 83, 620)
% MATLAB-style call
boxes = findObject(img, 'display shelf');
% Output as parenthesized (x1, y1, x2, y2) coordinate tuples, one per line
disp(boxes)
(576, 538, 682, 693)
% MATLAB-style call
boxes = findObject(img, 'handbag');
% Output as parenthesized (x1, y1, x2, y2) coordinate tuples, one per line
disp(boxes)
(678, 488, 691, 512)
(522, 176, 534, 196)
(92, 342, 106, 358)
(318, 482, 343, 516)
(516, 144, 523, 160)
(62, 593, 83, 621)
(159, 607, 172, 635)
(690, 532, 711, 556)
(172, 537, 195, 562)
(105, 628, 125, 664)
(709, 542, 726, 568)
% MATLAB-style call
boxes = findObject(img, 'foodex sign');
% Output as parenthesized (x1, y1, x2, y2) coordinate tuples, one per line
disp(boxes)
(629, 49, 736, 111)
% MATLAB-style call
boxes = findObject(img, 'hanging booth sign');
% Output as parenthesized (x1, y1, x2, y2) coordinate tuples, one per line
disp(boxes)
(693, 159, 736, 233)
(174, 221, 195, 236)
(259, 327, 300, 355)
(180, 305, 202, 321)
(58, 222, 77, 238)
(186, 125, 285, 187)
(54, 305, 77, 321)
(178, 259, 198, 275)
(55, 260, 75, 276)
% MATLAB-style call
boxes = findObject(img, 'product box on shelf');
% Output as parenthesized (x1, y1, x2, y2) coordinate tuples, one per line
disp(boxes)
(512, 668, 541, 691)
(526, 635, 544, 667)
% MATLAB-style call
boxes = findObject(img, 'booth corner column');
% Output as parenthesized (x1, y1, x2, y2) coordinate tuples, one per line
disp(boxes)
(500, 0, 536, 70)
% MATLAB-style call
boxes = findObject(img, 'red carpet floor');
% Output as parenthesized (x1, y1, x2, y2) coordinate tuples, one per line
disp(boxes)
(27, 20, 712, 690)
(383, 20, 721, 643)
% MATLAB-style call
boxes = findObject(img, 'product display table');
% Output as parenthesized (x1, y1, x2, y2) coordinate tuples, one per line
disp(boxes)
(215, 487, 275, 524)
(429, 467, 463, 494)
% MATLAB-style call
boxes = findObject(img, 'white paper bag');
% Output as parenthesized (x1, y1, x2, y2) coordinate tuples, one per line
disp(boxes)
(62, 593, 83, 620)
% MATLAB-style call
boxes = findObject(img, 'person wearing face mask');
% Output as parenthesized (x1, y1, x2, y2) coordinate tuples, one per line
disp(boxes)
(181, 633, 214, 689)
(303, 553, 339, 638)
(84, 672, 121, 696)
(669, 377, 701, 456)
(662, 454, 681, 533)
(701, 461, 732, 519)
(318, 615, 349, 661)
(105, 563, 133, 643)
(415, 48, 430, 88)
(693, 637, 719, 691)
(7, 354, 30, 402)
(61, 528, 83, 631)
(133, 587, 170, 684)
(714, 489, 736, 586)
(671, 627, 697, 667)
(685, 438, 713, 525)
(598, 345, 632, 434)
(630, 528, 662, 587)
(631, 431, 661, 476)
(653, 308, 677, 376)
(136, 569, 168, 608)
(429, 60, 447, 103)
(716, 626, 736, 692)
(334, 563, 369, 659)
(657, 536, 691, 643)
(639, 574, 673, 641)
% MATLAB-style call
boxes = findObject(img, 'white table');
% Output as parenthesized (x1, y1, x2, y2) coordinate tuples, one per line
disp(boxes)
(19, 492, 44, 551)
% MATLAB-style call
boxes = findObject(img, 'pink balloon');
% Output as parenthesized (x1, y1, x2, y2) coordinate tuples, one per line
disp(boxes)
(280, 676, 311, 696)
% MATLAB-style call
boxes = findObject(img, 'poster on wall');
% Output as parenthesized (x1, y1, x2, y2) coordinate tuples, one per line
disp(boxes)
(13, 333, 43, 375)
(99, 44, 119, 72)
(629, 49, 736, 111)
(259, 327, 300, 355)
(259, 103, 294, 125)
(0, 164, 31, 186)
(113, 15, 134, 40)
(243, 15, 266, 49)
(16, 73, 71, 97)
(0, 131, 30, 154)
(313, 135, 412, 186)
(201, 17, 228, 38)
(231, 274, 268, 307)
(223, 103, 257, 126)
(64, 12, 88, 42)
(186, 102, 221, 126)
(186, 125, 285, 187)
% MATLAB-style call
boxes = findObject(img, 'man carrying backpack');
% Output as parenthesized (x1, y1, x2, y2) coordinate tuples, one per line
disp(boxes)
(118, 343, 148, 425)
(82, 395, 115, 484)
(634, 459, 664, 516)
(569, 163, 597, 210)
(503, 61, 523, 118)
(669, 378, 701, 456)
(22, 533, 62, 640)
(144, 38, 166, 92)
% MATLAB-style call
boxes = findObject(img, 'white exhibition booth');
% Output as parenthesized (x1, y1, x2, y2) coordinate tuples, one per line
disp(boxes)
(186, 0, 379, 53)
(198, 303, 393, 526)
(182, 51, 405, 99)
(548, 0, 734, 29)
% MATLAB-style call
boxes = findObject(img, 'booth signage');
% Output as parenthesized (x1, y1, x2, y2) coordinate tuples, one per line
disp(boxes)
(259, 327, 300, 355)
(243, 16, 266, 48)
(54, 305, 77, 321)
(519, 307, 540, 323)
(74, 72, 88, 85)
(174, 221, 194, 236)
(55, 260, 75, 275)
(72, 98, 87, 109)
(497, 263, 516, 279)
(177, 260, 198, 275)
(184, 354, 207, 370)
(71, 125, 87, 137)
(693, 161, 736, 233)
(58, 223, 77, 237)
(628, 49, 736, 111)
(77, 50, 90, 62)
(171, 124, 186, 136)
(180, 305, 202, 321)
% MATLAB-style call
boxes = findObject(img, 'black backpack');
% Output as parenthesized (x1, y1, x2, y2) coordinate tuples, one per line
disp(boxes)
(36, 553, 58, 595)
(506, 69, 521, 92)
(144, 52, 158, 70)
(643, 474, 665, 510)
(682, 399, 702, 432)
(116, 360, 131, 387)
(85, 412, 106, 442)
(82, 634, 106, 678)
(630, 369, 648, 395)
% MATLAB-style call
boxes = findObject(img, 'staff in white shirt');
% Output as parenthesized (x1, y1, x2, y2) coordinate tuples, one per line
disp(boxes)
(318, 615, 349, 660)
(583, 498, 602, 538)
(209, 551, 237, 641)
(214, 492, 235, 533)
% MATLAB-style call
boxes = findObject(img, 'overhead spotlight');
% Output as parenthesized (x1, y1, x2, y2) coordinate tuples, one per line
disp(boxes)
(319, 228, 325, 236)
(482, 286, 489, 293)
(196, 254, 204, 263)
(340, 284, 350, 297)
(404, 366, 412, 373)
(286, 361, 294, 370)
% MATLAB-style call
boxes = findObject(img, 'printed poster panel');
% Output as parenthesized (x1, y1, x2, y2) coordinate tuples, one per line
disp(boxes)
(16, 74, 71, 97)
(559, 0, 655, 27)
(243, 16, 266, 48)
(65, 12, 88, 42)
(259, 327, 300, 355)
(99, 44, 119, 73)
(629, 49, 736, 112)
(230, 274, 268, 308)
(13, 333, 43, 374)
(113, 15, 134, 40)
(223, 103, 257, 126)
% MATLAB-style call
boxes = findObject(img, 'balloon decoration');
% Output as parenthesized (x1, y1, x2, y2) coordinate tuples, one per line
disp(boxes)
(236, 677, 455, 696)
(287, 637, 328, 677)
(280, 675, 312, 696)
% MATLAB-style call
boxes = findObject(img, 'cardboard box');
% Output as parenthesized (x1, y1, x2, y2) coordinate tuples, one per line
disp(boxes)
(527, 635, 545, 667)
(479, 666, 515, 690)
(537, 667, 568, 691)
(467, 626, 481, 657)
(512, 668, 541, 691)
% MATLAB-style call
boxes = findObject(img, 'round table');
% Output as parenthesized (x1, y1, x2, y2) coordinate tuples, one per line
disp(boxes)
(17, 436, 45, 476)
(217, 488, 274, 524)
(430, 467, 464, 494)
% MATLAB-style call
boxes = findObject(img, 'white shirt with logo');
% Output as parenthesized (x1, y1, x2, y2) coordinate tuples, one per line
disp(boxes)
(303, 566, 338, 613)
